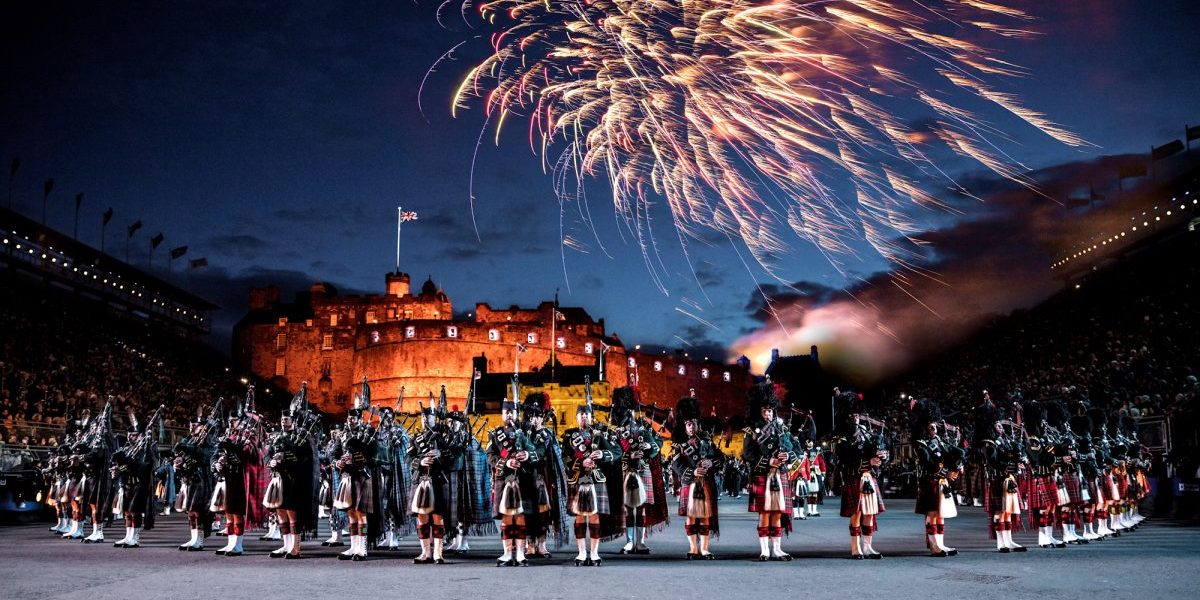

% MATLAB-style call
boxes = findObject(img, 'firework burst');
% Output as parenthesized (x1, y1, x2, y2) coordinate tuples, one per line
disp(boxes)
(447, 0, 1085, 284)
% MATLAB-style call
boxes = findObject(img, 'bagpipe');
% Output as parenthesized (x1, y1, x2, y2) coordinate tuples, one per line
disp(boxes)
(111, 404, 165, 476)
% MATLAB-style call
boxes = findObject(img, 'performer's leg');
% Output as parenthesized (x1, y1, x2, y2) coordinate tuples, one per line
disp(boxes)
(756, 512, 770, 560)
(586, 514, 602, 565)
(849, 513, 863, 558)
(498, 515, 515, 564)
(573, 516, 588, 564)
(512, 515, 528, 565)
(861, 514, 881, 558)
(430, 515, 445, 563)
(697, 518, 713, 558)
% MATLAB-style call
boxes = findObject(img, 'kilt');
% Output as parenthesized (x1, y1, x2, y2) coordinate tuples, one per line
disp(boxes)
(914, 477, 942, 514)
(1086, 477, 1103, 504)
(220, 471, 249, 515)
(335, 473, 374, 513)
(1061, 473, 1084, 505)
(1116, 474, 1130, 500)
(678, 479, 717, 519)
(748, 472, 792, 513)
(1026, 474, 1058, 511)
(1135, 471, 1150, 500)
(840, 472, 886, 517)
(62, 476, 81, 504)
(177, 475, 212, 514)
(81, 472, 108, 507)
(567, 476, 610, 516)
(408, 472, 451, 518)
(624, 464, 656, 507)
(492, 472, 537, 518)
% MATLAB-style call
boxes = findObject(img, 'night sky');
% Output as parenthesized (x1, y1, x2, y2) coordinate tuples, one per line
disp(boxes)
(2, 1, 1198, 379)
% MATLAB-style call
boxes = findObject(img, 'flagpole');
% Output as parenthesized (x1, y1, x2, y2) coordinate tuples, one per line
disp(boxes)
(550, 291, 557, 381)
(396, 206, 401, 273)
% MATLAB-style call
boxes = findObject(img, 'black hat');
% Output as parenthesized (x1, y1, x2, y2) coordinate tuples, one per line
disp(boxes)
(671, 395, 702, 441)
(447, 405, 467, 423)
(746, 380, 779, 421)
(909, 398, 942, 440)
(610, 386, 639, 427)
(522, 393, 549, 418)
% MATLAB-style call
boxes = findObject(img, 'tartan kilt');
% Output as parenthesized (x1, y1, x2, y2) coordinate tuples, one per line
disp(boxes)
(914, 477, 942, 514)
(1086, 477, 1103, 504)
(567, 477, 610, 516)
(747, 472, 792, 513)
(334, 473, 374, 513)
(1061, 473, 1084, 505)
(678, 479, 717, 518)
(1026, 474, 1058, 511)
(1116, 474, 1130, 500)
(840, 473, 886, 517)
(624, 465, 656, 507)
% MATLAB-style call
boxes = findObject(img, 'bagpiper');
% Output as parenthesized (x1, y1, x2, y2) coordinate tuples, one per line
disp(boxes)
(522, 391, 572, 558)
(1023, 402, 1066, 549)
(408, 388, 457, 565)
(742, 381, 798, 561)
(78, 404, 116, 544)
(333, 389, 378, 562)
(445, 403, 493, 554)
(561, 378, 622, 566)
(669, 394, 724, 560)
(487, 381, 540, 566)
(982, 402, 1028, 553)
(110, 405, 164, 549)
(611, 386, 668, 555)
(911, 398, 964, 557)
(264, 385, 319, 559)
(211, 387, 268, 557)
(836, 405, 889, 559)
(173, 399, 220, 551)
(317, 425, 348, 548)
(374, 401, 414, 551)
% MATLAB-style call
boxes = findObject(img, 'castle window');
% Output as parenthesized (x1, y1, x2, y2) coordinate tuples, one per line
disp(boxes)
(723, 371, 731, 382)
(274, 357, 285, 377)
(277, 317, 287, 327)
(275, 333, 286, 350)
(677, 365, 686, 376)
(322, 334, 333, 350)
(370, 331, 381, 344)
(387, 308, 396, 320)
(329, 314, 338, 327)
(366, 310, 376, 324)
(653, 361, 662, 372)
(627, 358, 636, 368)
(404, 310, 413, 320)
(447, 326, 458, 338)
(527, 333, 538, 344)
(584, 342, 594, 354)
(305, 319, 313, 327)
(701, 368, 710, 379)
(488, 329, 500, 341)
(405, 326, 416, 339)
(556, 337, 566, 349)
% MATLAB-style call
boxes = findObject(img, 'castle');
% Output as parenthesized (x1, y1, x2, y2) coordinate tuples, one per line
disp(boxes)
(233, 271, 756, 416)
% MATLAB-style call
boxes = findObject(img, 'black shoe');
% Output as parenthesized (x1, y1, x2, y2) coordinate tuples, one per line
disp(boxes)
(434, 557, 446, 565)
(214, 549, 227, 556)
(516, 559, 528, 567)
(867, 552, 882, 560)
(327, 541, 345, 547)
(1054, 542, 1066, 549)
(187, 545, 203, 552)
(774, 553, 793, 561)
(338, 553, 353, 561)
(703, 553, 716, 560)
(124, 543, 140, 549)
(998, 547, 1011, 553)
(574, 558, 585, 566)
(758, 554, 769, 562)
(113, 542, 127, 548)
(931, 550, 948, 557)
(850, 553, 865, 560)
(269, 550, 286, 558)
(1013, 546, 1027, 552)
(634, 547, 651, 555)
(686, 552, 698, 560)
(947, 548, 959, 556)
(284, 553, 301, 560)
(413, 556, 432, 564)
(320, 541, 331, 546)
(1039, 544, 1051, 549)
(223, 550, 242, 557)
(351, 554, 365, 562)
(592, 558, 602, 567)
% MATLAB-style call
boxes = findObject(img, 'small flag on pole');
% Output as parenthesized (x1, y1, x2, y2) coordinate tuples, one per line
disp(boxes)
(150, 232, 164, 249)
(188, 257, 208, 269)
(400, 211, 419, 222)
(1151, 140, 1184, 161)
(127, 220, 142, 238)
(516, 343, 527, 353)
(103, 207, 113, 225)
(600, 341, 611, 354)
(473, 369, 482, 380)
(170, 245, 188, 259)
(554, 310, 566, 321)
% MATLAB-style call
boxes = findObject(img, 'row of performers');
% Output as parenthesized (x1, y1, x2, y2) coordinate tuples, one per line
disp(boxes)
(41, 383, 1151, 562)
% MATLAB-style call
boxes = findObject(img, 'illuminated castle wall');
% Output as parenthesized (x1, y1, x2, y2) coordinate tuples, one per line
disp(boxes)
(234, 272, 754, 416)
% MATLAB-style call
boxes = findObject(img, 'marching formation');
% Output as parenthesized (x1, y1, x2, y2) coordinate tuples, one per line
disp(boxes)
(40, 380, 1154, 564)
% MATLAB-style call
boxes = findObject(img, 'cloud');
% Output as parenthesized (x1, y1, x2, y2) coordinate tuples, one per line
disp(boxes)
(730, 152, 1200, 385)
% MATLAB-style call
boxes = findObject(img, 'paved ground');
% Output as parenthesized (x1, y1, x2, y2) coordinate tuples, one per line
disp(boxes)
(1, 497, 1195, 599)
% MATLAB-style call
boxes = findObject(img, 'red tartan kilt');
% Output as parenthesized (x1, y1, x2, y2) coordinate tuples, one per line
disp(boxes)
(747, 473, 792, 513)
(678, 480, 717, 517)
(1116, 475, 1129, 499)
(840, 477, 886, 517)
(1086, 478, 1103, 504)
(983, 478, 1001, 514)
(1061, 474, 1083, 505)
(914, 477, 942, 514)
(627, 466, 656, 506)
(1027, 475, 1058, 510)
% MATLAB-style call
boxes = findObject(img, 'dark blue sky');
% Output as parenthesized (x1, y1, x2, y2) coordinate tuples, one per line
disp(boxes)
(3, 1, 1198, 362)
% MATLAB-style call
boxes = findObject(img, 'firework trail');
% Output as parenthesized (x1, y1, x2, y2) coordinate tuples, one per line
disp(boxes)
(447, 0, 1085, 280)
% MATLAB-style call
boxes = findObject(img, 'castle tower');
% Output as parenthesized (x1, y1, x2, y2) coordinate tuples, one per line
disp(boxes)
(386, 271, 411, 297)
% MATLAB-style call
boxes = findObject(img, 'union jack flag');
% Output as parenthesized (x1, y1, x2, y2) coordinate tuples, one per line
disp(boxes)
(516, 343, 527, 353)
(400, 211, 418, 222)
